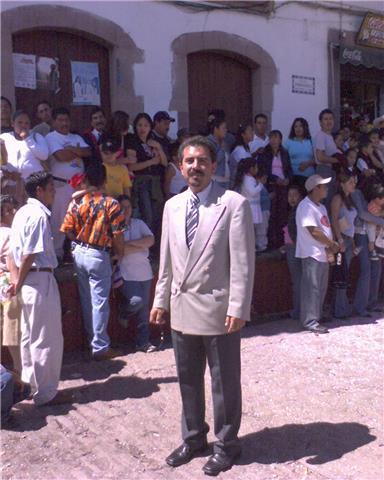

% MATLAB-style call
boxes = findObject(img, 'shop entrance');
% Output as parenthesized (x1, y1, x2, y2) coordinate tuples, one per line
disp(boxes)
(340, 63, 383, 127)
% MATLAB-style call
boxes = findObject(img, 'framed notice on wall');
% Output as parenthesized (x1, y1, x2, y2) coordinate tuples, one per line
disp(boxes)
(292, 75, 315, 95)
(13, 53, 36, 89)
(71, 61, 101, 106)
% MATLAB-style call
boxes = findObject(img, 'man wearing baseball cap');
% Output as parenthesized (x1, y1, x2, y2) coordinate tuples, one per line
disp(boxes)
(152, 111, 175, 160)
(295, 174, 340, 333)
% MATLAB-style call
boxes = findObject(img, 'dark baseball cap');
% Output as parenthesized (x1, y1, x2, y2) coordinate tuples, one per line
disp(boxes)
(153, 111, 175, 123)
(100, 138, 119, 153)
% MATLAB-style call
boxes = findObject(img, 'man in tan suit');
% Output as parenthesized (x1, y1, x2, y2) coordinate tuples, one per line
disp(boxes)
(150, 136, 255, 476)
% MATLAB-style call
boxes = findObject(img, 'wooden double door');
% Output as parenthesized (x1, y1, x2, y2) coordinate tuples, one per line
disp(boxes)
(13, 30, 111, 133)
(188, 50, 253, 133)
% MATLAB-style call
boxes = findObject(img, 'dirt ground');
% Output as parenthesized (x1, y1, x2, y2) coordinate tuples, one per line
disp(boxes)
(1, 309, 383, 480)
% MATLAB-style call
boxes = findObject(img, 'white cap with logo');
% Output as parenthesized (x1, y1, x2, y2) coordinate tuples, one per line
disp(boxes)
(305, 174, 332, 192)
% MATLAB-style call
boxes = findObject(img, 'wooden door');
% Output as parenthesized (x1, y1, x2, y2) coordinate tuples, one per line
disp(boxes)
(13, 30, 110, 133)
(188, 51, 253, 133)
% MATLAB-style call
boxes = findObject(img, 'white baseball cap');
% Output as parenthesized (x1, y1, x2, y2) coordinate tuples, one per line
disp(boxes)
(305, 174, 332, 192)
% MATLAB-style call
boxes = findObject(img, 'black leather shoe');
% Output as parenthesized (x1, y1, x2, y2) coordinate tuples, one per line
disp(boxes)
(202, 452, 239, 476)
(305, 325, 329, 334)
(166, 442, 208, 467)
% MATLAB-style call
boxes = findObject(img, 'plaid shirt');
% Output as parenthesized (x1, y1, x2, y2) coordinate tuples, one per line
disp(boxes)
(60, 191, 126, 248)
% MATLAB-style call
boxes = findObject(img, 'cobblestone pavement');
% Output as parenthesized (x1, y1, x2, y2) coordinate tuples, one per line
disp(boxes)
(2, 310, 383, 480)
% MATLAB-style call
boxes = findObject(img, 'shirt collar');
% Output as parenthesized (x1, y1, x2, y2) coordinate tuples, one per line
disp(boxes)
(27, 198, 52, 217)
(188, 181, 213, 205)
(92, 128, 101, 139)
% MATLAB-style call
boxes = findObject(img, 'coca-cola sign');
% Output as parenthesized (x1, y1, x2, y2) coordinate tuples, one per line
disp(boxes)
(357, 12, 384, 49)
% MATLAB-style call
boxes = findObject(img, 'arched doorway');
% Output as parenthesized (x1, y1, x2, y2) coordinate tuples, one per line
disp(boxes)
(13, 30, 111, 132)
(1, 4, 144, 129)
(170, 31, 277, 130)
(188, 50, 253, 133)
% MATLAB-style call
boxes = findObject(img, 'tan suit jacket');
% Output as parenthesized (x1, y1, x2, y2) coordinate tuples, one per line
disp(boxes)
(153, 182, 255, 335)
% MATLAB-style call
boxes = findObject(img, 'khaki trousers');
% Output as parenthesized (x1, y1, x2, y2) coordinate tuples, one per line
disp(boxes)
(20, 272, 63, 405)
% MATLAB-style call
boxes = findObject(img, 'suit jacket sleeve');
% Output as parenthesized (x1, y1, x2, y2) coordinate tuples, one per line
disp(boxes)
(153, 202, 173, 311)
(227, 197, 255, 321)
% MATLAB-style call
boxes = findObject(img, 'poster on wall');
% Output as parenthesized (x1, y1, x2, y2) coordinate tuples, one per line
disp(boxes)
(13, 53, 36, 89)
(36, 56, 60, 93)
(71, 61, 101, 106)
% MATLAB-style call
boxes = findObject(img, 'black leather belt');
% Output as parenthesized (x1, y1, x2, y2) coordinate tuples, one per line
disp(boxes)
(29, 267, 54, 273)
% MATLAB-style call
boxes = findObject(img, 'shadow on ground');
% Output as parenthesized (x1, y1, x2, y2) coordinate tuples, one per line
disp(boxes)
(239, 422, 376, 465)
(61, 359, 127, 382)
(2, 375, 178, 433)
(75, 374, 178, 403)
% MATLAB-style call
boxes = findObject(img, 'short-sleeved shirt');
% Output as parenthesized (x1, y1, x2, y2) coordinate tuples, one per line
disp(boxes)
(60, 192, 126, 248)
(314, 130, 338, 164)
(284, 138, 315, 177)
(11, 198, 58, 269)
(104, 163, 132, 198)
(119, 218, 154, 282)
(249, 134, 269, 155)
(295, 196, 332, 262)
(46, 130, 88, 180)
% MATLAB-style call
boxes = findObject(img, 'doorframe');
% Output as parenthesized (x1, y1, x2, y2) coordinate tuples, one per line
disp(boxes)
(170, 31, 278, 129)
(1, 3, 144, 114)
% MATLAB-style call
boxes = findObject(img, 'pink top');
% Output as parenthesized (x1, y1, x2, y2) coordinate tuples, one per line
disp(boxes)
(271, 153, 285, 180)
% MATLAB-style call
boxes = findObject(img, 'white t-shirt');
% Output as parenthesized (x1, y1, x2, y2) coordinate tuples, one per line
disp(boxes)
(0, 132, 48, 179)
(249, 135, 269, 155)
(240, 175, 263, 224)
(230, 145, 251, 164)
(119, 218, 154, 282)
(313, 130, 338, 164)
(356, 156, 369, 172)
(45, 131, 88, 180)
(295, 196, 332, 262)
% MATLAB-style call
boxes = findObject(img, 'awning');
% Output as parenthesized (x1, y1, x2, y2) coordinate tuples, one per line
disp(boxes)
(339, 44, 384, 70)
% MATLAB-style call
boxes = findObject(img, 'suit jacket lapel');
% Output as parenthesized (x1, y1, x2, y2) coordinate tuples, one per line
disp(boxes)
(172, 191, 189, 260)
(181, 183, 226, 286)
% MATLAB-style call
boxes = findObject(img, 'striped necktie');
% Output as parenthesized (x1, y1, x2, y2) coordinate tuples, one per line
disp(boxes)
(186, 192, 200, 249)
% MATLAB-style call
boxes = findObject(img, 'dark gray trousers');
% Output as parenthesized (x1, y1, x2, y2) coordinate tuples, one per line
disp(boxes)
(171, 329, 242, 456)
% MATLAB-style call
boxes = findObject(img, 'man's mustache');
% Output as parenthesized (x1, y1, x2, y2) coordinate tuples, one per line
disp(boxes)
(188, 169, 204, 176)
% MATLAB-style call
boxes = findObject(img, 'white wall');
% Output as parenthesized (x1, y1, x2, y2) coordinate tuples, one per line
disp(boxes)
(1, 0, 370, 138)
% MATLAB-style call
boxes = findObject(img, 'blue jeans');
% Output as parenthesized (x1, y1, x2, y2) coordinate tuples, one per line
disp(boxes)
(1, 369, 14, 423)
(353, 234, 383, 315)
(121, 279, 152, 347)
(333, 236, 354, 318)
(286, 244, 302, 320)
(73, 244, 112, 354)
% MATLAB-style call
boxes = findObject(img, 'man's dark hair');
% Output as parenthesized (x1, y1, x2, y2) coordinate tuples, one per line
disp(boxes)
(12, 110, 30, 122)
(85, 164, 106, 188)
(208, 109, 226, 121)
(1, 96, 12, 109)
(319, 108, 334, 122)
(36, 100, 52, 111)
(254, 113, 267, 123)
(178, 135, 216, 164)
(89, 107, 105, 121)
(52, 107, 70, 120)
(24, 171, 53, 198)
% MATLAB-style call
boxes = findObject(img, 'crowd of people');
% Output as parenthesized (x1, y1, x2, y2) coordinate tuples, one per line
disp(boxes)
(0, 93, 384, 417)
